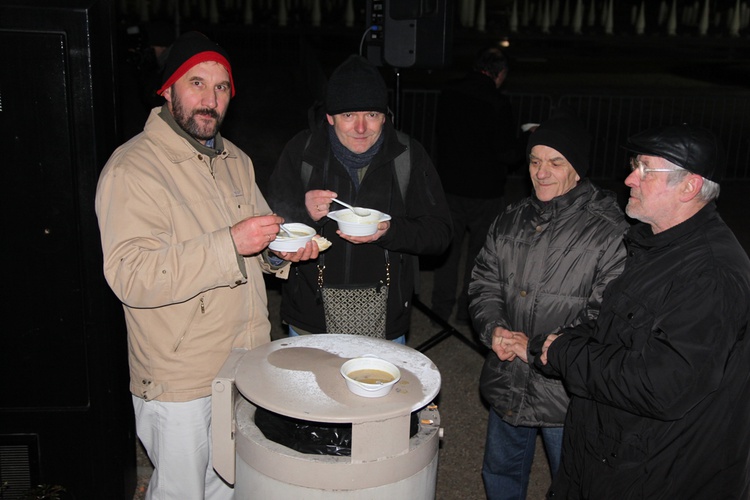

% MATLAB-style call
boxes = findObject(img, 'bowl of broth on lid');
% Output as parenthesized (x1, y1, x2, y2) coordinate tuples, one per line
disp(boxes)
(340, 355, 401, 398)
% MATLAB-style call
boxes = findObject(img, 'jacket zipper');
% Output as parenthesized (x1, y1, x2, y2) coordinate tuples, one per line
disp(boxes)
(205, 153, 235, 225)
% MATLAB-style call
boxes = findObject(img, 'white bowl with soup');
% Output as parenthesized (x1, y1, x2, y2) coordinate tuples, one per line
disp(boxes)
(327, 209, 391, 237)
(268, 223, 315, 252)
(340, 356, 401, 398)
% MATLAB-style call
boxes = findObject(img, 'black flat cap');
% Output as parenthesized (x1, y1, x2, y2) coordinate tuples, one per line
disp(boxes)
(625, 123, 723, 182)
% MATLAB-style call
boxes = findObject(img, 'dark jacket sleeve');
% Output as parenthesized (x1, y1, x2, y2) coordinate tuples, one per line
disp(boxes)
(546, 270, 743, 421)
(468, 215, 511, 348)
(266, 131, 319, 225)
(375, 139, 452, 256)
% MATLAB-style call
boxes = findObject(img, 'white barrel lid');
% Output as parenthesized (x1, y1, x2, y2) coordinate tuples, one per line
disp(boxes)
(234, 334, 441, 424)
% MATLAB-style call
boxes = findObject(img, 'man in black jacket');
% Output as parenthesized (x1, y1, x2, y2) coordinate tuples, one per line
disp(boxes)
(470, 111, 628, 500)
(431, 46, 523, 324)
(534, 123, 750, 499)
(267, 55, 451, 343)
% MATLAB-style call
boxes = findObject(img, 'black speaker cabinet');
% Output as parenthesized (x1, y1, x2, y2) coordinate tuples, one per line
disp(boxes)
(365, 0, 454, 69)
(0, 1, 135, 498)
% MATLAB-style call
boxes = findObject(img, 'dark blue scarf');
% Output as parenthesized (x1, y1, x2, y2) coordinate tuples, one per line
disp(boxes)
(327, 124, 384, 191)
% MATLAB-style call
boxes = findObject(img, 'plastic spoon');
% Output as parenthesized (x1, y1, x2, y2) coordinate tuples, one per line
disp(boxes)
(331, 198, 371, 217)
(278, 224, 294, 238)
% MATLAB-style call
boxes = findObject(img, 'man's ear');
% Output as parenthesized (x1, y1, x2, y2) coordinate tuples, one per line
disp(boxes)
(680, 174, 703, 202)
(162, 86, 172, 103)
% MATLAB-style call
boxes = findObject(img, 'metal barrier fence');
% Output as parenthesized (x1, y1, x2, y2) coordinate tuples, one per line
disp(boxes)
(397, 90, 750, 181)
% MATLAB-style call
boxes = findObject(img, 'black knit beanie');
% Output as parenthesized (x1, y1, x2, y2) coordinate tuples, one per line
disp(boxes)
(158, 31, 235, 97)
(527, 109, 591, 178)
(325, 55, 388, 115)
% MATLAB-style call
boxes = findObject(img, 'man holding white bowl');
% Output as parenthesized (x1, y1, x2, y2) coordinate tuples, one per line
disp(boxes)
(267, 55, 452, 343)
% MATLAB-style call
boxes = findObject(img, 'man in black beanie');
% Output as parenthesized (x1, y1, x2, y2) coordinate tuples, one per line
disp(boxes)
(96, 31, 317, 499)
(267, 54, 452, 343)
(525, 107, 591, 182)
(431, 45, 524, 326)
(468, 110, 629, 500)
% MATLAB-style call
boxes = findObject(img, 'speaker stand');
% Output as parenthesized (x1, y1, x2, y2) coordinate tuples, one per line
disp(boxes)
(393, 67, 402, 129)
(413, 297, 485, 355)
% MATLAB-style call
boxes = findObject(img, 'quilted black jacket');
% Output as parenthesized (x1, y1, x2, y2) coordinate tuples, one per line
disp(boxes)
(470, 179, 629, 426)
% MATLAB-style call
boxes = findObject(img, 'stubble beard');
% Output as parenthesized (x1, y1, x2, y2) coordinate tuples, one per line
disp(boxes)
(625, 203, 635, 219)
(625, 198, 642, 221)
(171, 90, 225, 142)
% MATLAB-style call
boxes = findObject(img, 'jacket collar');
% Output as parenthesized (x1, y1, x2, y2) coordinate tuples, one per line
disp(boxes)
(144, 106, 229, 164)
(531, 178, 593, 215)
(626, 201, 718, 251)
(463, 70, 498, 91)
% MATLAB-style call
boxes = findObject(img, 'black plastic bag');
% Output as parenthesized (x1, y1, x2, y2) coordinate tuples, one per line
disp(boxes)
(254, 406, 420, 457)
(255, 406, 353, 456)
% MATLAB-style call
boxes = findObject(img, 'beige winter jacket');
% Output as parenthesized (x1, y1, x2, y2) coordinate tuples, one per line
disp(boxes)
(96, 107, 287, 402)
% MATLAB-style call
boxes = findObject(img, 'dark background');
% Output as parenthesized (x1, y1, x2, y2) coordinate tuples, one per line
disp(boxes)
(2, 0, 749, 498)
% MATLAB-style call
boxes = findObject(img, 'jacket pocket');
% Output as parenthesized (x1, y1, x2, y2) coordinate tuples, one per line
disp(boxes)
(396, 253, 410, 309)
(590, 427, 649, 470)
(171, 296, 204, 352)
(479, 353, 516, 409)
(235, 202, 258, 222)
(609, 293, 655, 352)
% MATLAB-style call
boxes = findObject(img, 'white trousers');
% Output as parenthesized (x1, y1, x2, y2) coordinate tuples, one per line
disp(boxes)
(133, 395, 234, 500)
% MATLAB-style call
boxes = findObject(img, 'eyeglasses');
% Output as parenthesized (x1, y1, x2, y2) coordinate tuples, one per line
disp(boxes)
(629, 158, 678, 179)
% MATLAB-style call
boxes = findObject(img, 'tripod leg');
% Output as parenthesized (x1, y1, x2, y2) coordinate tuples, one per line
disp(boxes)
(412, 297, 486, 355)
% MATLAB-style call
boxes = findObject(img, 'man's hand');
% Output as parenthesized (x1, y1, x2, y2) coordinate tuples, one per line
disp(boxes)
(305, 190, 337, 222)
(271, 239, 320, 262)
(491, 327, 529, 363)
(539, 334, 560, 365)
(337, 221, 390, 244)
(230, 214, 284, 256)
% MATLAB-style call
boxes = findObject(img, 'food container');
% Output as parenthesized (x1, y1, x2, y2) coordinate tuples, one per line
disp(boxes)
(327, 209, 392, 237)
(212, 335, 442, 496)
(340, 355, 401, 398)
(268, 223, 315, 252)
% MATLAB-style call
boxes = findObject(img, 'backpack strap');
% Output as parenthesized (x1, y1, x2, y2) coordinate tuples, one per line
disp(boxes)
(393, 130, 411, 203)
(301, 134, 314, 190)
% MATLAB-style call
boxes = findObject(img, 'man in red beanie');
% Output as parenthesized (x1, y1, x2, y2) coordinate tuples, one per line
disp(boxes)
(96, 31, 318, 498)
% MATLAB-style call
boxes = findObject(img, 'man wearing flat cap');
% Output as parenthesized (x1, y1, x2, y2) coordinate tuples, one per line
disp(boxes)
(96, 31, 317, 498)
(267, 54, 451, 343)
(468, 109, 629, 499)
(533, 123, 750, 498)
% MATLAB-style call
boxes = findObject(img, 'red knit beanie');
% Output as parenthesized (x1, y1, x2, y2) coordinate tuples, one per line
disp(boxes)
(157, 31, 235, 97)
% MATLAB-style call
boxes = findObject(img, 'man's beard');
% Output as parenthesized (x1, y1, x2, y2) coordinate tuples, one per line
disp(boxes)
(171, 91, 225, 142)
(625, 196, 640, 220)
